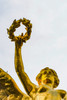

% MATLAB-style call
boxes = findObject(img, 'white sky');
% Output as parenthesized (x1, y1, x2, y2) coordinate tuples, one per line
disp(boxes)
(0, 0, 67, 94)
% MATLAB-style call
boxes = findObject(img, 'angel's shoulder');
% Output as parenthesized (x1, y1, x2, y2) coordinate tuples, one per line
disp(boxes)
(64, 92, 67, 100)
(56, 89, 66, 99)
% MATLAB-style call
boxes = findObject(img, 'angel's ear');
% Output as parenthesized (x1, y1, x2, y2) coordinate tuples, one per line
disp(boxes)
(56, 89, 66, 98)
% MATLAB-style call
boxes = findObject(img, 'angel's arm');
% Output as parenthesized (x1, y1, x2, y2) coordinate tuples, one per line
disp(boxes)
(15, 41, 37, 95)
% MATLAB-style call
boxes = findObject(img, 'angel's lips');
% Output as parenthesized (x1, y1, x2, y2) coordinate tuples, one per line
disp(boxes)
(43, 79, 52, 84)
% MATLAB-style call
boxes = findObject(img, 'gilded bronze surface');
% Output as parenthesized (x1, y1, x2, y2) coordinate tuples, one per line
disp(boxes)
(0, 18, 67, 100)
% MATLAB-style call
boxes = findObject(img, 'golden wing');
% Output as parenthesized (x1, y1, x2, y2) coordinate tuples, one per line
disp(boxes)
(0, 68, 31, 100)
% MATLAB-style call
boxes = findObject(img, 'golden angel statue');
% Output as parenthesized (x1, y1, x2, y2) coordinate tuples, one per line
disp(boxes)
(0, 18, 67, 100)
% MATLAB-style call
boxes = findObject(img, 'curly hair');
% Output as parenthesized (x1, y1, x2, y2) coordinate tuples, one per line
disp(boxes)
(36, 67, 60, 88)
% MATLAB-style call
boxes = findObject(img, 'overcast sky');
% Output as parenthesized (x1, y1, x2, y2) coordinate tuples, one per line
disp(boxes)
(0, 0, 67, 94)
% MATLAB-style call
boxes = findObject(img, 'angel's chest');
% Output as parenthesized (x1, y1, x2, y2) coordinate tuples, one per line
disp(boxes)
(34, 91, 61, 100)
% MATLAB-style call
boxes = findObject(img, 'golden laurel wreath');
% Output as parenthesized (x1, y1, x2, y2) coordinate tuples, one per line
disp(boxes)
(7, 18, 32, 42)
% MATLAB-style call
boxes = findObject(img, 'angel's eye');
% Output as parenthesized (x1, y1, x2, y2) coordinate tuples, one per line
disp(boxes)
(49, 71, 51, 74)
(44, 71, 47, 74)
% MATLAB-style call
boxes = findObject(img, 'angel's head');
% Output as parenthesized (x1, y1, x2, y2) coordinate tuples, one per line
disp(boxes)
(36, 67, 59, 88)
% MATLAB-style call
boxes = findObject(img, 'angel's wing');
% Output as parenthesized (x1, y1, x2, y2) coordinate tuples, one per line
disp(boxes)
(0, 68, 31, 100)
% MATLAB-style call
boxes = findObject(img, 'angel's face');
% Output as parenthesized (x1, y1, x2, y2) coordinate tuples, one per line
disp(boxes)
(38, 70, 54, 88)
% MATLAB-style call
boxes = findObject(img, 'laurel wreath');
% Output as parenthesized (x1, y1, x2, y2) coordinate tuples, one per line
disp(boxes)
(7, 18, 32, 42)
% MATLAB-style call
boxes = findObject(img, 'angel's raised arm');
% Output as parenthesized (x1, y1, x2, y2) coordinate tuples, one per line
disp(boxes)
(15, 41, 37, 95)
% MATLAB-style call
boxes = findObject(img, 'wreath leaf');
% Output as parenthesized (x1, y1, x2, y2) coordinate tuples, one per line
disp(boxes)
(7, 18, 32, 43)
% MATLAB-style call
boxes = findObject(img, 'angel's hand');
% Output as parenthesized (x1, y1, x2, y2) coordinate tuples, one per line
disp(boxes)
(15, 35, 23, 48)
